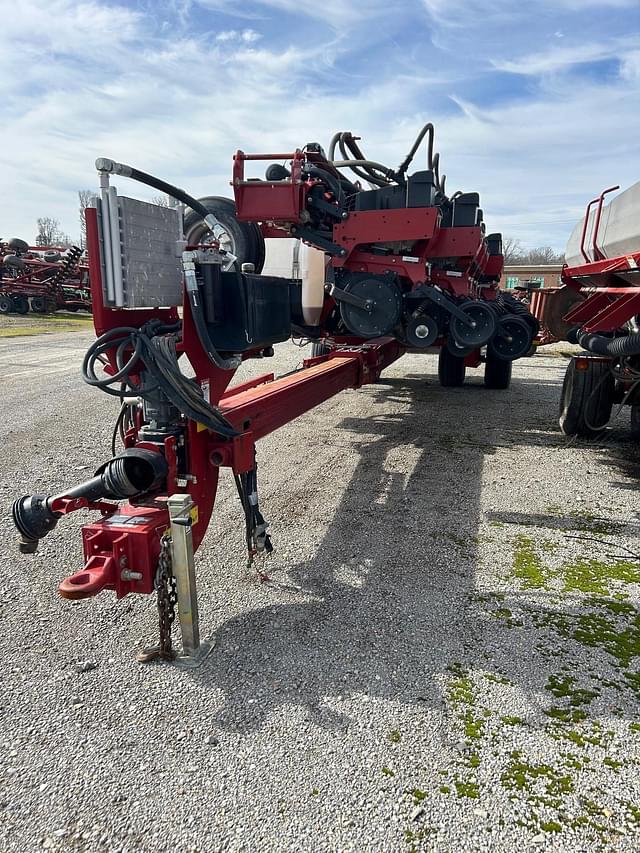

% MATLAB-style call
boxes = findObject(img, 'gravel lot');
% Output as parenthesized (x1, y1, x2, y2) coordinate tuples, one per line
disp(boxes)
(1, 332, 639, 853)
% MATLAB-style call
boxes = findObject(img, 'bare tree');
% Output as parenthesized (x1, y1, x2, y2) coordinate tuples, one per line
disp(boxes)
(78, 189, 94, 248)
(501, 238, 564, 266)
(502, 236, 524, 265)
(36, 217, 64, 247)
(150, 194, 170, 207)
(522, 246, 564, 264)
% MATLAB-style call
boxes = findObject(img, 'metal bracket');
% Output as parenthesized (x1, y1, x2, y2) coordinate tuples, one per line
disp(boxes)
(330, 284, 374, 312)
(290, 225, 346, 256)
(418, 286, 475, 326)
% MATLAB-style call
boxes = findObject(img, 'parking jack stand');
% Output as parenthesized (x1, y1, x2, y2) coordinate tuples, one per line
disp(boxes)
(168, 493, 214, 667)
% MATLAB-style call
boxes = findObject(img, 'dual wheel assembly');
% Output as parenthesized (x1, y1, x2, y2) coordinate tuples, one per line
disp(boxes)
(0, 294, 29, 315)
(438, 346, 512, 390)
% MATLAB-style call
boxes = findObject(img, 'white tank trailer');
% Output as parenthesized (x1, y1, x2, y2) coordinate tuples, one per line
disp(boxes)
(565, 180, 640, 279)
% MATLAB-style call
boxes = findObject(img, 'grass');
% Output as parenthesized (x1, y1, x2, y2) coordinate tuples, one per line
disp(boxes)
(0, 312, 93, 338)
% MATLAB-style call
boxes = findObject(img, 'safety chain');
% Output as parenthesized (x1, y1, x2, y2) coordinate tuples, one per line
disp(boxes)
(137, 534, 178, 663)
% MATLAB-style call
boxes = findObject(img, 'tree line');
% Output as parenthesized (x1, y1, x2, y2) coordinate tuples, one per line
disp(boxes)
(502, 237, 564, 266)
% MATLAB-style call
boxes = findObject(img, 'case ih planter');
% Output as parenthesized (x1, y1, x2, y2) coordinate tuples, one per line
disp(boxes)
(12, 125, 540, 660)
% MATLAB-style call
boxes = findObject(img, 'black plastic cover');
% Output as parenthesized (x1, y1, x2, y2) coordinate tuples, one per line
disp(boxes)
(452, 193, 480, 227)
(200, 265, 291, 352)
(353, 170, 436, 211)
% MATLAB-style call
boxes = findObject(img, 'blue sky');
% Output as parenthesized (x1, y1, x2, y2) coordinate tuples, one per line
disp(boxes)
(0, 0, 638, 250)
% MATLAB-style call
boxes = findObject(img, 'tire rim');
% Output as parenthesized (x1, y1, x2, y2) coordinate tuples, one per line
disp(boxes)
(187, 222, 234, 254)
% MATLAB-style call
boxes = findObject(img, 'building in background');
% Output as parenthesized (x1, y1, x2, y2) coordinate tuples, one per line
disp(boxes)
(502, 263, 563, 289)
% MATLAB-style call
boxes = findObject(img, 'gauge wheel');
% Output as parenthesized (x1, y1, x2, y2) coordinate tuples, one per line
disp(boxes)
(183, 196, 265, 273)
(438, 346, 466, 387)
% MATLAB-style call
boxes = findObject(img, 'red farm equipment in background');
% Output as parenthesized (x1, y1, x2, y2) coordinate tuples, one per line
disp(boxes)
(528, 183, 640, 438)
(11, 124, 541, 661)
(0, 238, 91, 315)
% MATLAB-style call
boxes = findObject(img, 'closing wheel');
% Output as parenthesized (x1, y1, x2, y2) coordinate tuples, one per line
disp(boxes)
(183, 196, 265, 273)
(0, 295, 13, 314)
(559, 357, 615, 437)
(406, 313, 439, 348)
(438, 346, 466, 387)
(450, 302, 496, 348)
(484, 350, 512, 389)
(489, 316, 533, 361)
(12, 296, 29, 314)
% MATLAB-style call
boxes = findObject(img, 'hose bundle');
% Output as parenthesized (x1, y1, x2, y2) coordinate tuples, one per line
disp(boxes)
(327, 123, 450, 196)
(82, 321, 238, 437)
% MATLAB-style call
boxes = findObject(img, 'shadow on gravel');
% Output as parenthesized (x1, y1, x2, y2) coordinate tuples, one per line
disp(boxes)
(188, 365, 593, 733)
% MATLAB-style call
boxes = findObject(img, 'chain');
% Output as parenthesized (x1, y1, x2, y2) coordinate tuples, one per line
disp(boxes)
(137, 534, 177, 663)
(156, 534, 178, 658)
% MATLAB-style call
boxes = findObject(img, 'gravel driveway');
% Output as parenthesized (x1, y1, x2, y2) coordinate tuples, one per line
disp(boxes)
(1, 333, 639, 852)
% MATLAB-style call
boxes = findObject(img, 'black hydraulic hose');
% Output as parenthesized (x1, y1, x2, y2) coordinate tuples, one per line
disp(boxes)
(95, 158, 213, 224)
(397, 122, 434, 178)
(340, 134, 391, 186)
(184, 283, 240, 372)
(578, 331, 640, 357)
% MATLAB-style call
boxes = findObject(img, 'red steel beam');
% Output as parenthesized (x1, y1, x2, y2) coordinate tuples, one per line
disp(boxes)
(220, 340, 404, 441)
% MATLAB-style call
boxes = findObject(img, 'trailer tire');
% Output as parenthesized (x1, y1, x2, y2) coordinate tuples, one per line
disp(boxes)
(12, 296, 29, 314)
(183, 196, 265, 273)
(0, 295, 13, 314)
(438, 347, 466, 387)
(31, 297, 47, 313)
(484, 351, 512, 389)
(559, 357, 614, 437)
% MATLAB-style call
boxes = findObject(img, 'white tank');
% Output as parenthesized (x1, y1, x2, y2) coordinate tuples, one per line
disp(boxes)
(262, 238, 326, 326)
(565, 180, 640, 270)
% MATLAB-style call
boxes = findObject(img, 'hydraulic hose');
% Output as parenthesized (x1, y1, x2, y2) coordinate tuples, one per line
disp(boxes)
(95, 158, 220, 234)
(396, 122, 434, 178)
(332, 159, 397, 181)
(578, 331, 640, 357)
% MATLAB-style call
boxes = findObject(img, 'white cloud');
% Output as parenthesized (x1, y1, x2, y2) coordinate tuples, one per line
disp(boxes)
(196, 0, 393, 25)
(492, 37, 635, 75)
(0, 0, 638, 255)
(216, 29, 262, 43)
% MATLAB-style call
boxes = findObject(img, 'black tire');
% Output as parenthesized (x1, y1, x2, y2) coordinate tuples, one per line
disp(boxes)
(31, 297, 47, 313)
(183, 196, 265, 273)
(484, 351, 512, 389)
(12, 296, 29, 314)
(630, 405, 640, 441)
(559, 357, 614, 437)
(0, 295, 13, 314)
(438, 346, 466, 387)
(8, 237, 29, 253)
(311, 341, 331, 357)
